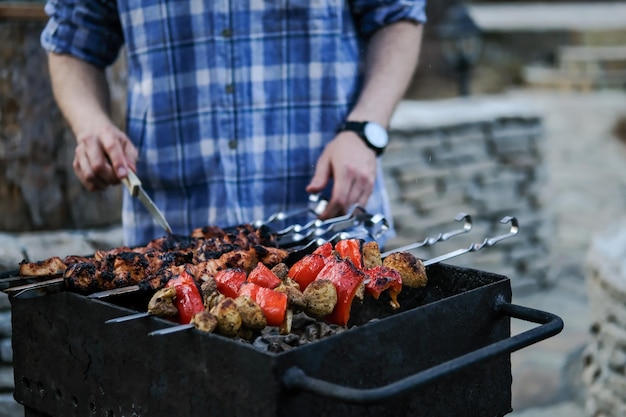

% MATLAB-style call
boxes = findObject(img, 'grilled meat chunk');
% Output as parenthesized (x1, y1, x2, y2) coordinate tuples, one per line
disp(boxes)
(382, 252, 427, 288)
(19, 256, 67, 277)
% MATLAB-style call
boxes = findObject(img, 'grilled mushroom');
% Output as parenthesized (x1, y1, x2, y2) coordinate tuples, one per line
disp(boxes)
(190, 311, 218, 333)
(210, 298, 242, 337)
(147, 287, 178, 318)
(303, 279, 338, 318)
(383, 252, 427, 288)
(234, 295, 267, 330)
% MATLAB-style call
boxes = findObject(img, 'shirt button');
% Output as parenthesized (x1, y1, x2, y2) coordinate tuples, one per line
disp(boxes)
(222, 28, 233, 38)
(225, 84, 235, 94)
(228, 140, 238, 149)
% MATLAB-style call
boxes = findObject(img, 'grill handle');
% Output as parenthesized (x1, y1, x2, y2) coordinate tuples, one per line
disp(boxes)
(282, 295, 563, 405)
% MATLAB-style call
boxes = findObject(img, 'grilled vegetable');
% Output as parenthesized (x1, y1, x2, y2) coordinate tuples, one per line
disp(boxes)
(334, 238, 363, 269)
(382, 252, 427, 288)
(210, 298, 242, 336)
(365, 266, 402, 309)
(147, 286, 178, 318)
(316, 257, 365, 326)
(234, 295, 267, 330)
(288, 254, 327, 290)
(362, 241, 383, 269)
(302, 279, 337, 318)
(239, 282, 288, 327)
(190, 311, 219, 333)
(166, 268, 205, 324)
(247, 262, 282, 289)
(214, 268, 247, 299)
(312, 241, 333, 258)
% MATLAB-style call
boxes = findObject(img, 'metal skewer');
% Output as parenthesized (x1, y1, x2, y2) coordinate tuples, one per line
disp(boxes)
(423, 216, 519, 267)
(146, 217, 519, 337)
(105, 312, 151, 323)
(380, 213, 473, 258)
(149, 324, 195, 336)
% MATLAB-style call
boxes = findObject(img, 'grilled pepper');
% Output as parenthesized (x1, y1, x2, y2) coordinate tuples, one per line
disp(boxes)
(334, 238, 363, 269)
(166, 269, 205, 324)
(365, 265, 403, 309)
(247, 262, 282, 289)
(214, 268, 247, 299)
(316, 257, 365, 326)
(312, 241, 333, 258)
(239, 282, 288, 327)
(287, 254, 327, 291)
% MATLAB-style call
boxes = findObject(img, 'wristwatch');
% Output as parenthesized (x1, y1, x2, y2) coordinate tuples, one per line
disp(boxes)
(338, 121, 389, 156)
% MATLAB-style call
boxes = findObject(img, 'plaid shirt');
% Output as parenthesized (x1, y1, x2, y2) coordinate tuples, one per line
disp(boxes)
(41, 0, 426, 247)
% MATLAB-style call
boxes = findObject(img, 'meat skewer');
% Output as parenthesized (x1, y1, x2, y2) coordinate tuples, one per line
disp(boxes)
(146, 216, 518, 336)
(103, 216, 476, 325)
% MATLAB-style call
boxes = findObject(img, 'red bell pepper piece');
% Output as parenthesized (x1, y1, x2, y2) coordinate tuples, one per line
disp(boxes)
(239, 282, 288, 327)
(316, 258, 365, 326)
(166, 269, 205, 324)
(334, 239, 363, 269)
(287, 253, 327, 291)
(247, 262, 282, 289)
(365, 265, 403, 309)
(312, 241, 333, 258)
(214, 268, 247, 299)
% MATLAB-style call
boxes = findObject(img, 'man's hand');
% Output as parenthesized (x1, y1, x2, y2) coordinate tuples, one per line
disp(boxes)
(47, 53, 138, 191)
(306, 131, 377, 219)
(73, 122, 138, 191)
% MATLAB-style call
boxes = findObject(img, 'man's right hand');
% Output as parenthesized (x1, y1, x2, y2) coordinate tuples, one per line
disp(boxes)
(47, 53, 138, 191)
(73, 122, 138, 191)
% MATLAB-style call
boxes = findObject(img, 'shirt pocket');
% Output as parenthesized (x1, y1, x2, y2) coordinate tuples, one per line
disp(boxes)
(253, 0, 343, 35)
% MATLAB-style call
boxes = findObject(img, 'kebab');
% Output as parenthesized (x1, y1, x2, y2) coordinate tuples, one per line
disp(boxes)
(144, 216, 518, 336)
(145, 238, 426, 336)
(105, 214, 476, 331)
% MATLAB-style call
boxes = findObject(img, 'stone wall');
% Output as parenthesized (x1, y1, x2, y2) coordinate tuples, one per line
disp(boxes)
(0, 19, 123, 232)
(583, 222, 626, 417)
(384, 96, 547, 289)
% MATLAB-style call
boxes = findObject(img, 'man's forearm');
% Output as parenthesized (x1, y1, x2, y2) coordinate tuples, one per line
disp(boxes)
(48, 53, 114, 138)
(348, 21, 423, 126)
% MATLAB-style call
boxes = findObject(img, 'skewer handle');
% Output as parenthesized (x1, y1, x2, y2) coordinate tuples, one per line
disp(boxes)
(423, 216, 519, 267)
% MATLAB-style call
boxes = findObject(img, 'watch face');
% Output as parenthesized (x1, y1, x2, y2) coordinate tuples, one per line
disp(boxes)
(364, 122, 389, 148)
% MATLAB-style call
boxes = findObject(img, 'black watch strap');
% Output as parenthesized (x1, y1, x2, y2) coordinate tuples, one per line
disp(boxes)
(338, 120, 388, 156)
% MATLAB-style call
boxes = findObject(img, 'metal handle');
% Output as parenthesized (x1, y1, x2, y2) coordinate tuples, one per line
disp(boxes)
(282, 295, 563, 404)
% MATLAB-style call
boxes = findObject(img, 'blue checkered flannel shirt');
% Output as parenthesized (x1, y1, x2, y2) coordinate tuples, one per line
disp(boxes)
(41, 0, 426, 246)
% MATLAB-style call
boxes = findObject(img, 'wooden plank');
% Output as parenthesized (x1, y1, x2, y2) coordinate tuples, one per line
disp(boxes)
(0, 3, 47, 21)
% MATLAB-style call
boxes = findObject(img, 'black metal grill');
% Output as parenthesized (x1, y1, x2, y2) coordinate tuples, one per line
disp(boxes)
(9, 262, 562, 417)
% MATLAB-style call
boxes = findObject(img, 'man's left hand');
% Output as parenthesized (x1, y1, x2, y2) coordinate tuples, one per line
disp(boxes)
(306, 131, 377, 219)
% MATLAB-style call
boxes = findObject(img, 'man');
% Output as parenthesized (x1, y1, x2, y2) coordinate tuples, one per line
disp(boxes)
(41, 1, 426, 247)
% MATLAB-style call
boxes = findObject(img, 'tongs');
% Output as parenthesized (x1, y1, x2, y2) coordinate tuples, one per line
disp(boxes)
(256, 194, 388, 248)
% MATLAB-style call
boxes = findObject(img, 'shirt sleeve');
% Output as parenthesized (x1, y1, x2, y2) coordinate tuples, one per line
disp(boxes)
(40, 0, 125, 69)
(351, 0, 427, 37)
